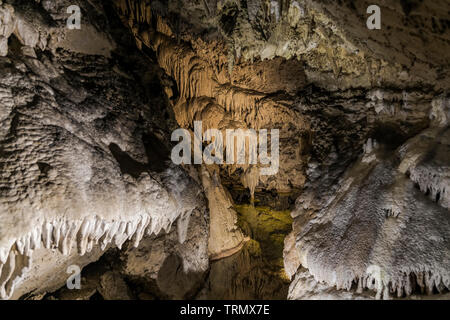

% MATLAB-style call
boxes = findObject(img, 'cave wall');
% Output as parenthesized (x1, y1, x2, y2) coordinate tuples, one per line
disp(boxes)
(112, 0, 449, 299)
(0, 0, 448, 300)
(0, 0, 209, 299)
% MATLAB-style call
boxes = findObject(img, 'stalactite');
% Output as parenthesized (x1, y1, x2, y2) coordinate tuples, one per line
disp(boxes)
(0, 209, 192, 299)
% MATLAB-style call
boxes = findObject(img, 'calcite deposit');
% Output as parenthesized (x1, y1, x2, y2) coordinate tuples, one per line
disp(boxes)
(0, 0, 207, 299)
(0, 0, 448, 300)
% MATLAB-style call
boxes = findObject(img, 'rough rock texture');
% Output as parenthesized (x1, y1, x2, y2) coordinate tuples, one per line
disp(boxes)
(118, 204, 209, 299)
(113, 0, 449, 300)
(115, 0, 449, 89)
(10, 243, 105, 299)
(0, 0, 208, 300)
(0, 0, 449, 300)
(291, 127, 450, 300)
(46, 202, 209, 300)
(113, 0, 309, 196)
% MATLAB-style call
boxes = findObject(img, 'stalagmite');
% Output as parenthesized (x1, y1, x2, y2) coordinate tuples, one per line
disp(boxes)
(0, 0, 449, 302)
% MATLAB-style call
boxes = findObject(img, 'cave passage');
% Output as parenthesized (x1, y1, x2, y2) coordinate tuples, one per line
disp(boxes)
(0, 0, 449, 302)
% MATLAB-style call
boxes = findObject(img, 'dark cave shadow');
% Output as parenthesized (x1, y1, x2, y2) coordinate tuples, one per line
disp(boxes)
(142, 132, 170, 170)
(156, 254, 207, 299)
(109, 132, 170, 178)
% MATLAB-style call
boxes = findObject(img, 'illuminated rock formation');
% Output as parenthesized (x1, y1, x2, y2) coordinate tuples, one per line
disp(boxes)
(0, 0, 448, 300)
(113, 0, 449, 300)
(0, 0, 207, 299)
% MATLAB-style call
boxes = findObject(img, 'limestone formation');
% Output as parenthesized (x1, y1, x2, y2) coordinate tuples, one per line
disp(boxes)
(0, 0, 448, 300)
(0, 0, 207, 300)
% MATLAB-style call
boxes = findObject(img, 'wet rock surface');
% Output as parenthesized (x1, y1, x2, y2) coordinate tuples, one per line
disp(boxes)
(113, 0, 450, 300)
(0, 0, 448, 300)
